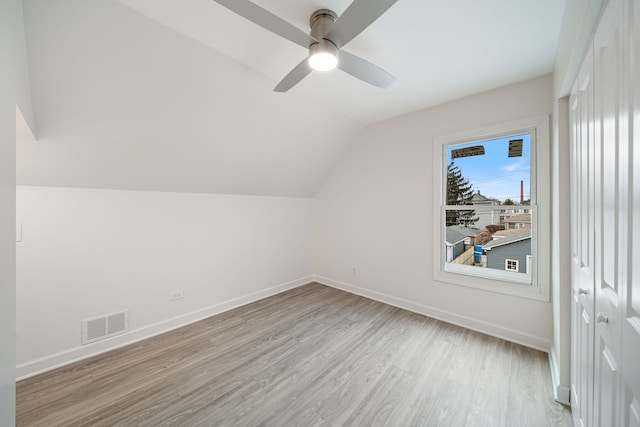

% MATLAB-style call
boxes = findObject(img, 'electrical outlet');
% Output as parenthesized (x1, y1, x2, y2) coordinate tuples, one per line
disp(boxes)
(170, 291, 184, 301)
(352, 266, 358, 276)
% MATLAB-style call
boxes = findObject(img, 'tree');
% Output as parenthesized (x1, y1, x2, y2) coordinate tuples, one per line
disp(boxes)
(502, 198, 515, 205)
(446, 161, 478, 226)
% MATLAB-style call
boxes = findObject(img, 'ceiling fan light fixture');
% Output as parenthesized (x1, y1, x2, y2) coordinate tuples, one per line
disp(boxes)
(308, 40, 338, 71)
(213, 0, 396, 92)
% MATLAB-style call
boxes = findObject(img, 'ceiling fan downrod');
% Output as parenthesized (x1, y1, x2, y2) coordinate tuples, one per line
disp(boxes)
(310, 9, 337, 40)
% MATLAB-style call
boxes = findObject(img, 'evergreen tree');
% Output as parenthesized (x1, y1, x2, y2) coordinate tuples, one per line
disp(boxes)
(502, 198, 515, 205)
(446, 161, 478, 226)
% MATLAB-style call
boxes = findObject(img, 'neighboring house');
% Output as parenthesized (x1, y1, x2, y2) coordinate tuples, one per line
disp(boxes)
(483, 229, 532, 273)
(499, 205, 530, 225)
(469, 191, 501, 230)
(502, 213, 532, 230)
(445, 225, 483, 262)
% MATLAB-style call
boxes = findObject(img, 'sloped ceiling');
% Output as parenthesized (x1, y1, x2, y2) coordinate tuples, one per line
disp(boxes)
(17, 0, 565, 197)
(119, 0, 566, 124)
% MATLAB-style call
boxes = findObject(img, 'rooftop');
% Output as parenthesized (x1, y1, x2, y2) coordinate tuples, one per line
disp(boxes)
(503, 213, 532, 223)
(483, 229, 532, 250)
(445, 225, 483, 245)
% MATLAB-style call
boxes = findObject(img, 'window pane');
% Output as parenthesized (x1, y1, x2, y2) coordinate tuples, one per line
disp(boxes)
(505, 259, 519, 272)
(446, 134, 531, 228)
(444, 205, 533, 274)
(443, 133, 533, 282)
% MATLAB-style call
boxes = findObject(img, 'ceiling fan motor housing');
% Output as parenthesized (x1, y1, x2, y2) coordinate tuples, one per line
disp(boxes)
(310, 9, 337, 42)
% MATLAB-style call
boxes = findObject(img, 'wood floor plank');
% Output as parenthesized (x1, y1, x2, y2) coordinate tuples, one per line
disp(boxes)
(342, 365, 415, 426)
(16, 283, 572, 426)
(464, 337, 513, 427)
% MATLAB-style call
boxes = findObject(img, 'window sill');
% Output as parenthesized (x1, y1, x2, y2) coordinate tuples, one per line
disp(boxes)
(435, 267, 549, 301)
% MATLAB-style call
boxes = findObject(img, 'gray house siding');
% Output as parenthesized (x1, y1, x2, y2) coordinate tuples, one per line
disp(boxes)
(485, 239, 531, 273)
(446, 225, 481, 262)
(452, 241, 465, 259)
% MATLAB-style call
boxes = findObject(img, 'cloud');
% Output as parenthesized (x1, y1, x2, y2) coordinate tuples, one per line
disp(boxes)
(502, 159, 529, 173)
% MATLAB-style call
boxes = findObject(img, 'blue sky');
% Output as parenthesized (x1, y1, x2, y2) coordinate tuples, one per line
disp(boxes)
(447, 133, 531, 203)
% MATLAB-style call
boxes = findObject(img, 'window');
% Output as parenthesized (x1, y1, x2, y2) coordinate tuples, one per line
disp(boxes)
(505, 259, 519, 272)
(433, 116, 550, 301)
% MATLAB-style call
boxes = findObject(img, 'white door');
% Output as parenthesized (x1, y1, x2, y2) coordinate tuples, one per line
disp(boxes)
(571, 1, 640, 425)
(570, 46, 596, 427)
(592, 0, 625, 424)
(620, 1, 640, 425)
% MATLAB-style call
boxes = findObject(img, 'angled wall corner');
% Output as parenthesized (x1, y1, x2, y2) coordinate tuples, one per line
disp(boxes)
(17, 106, 36, 141)
(554, 0, 606, 97)
(16, 0, 36, 141)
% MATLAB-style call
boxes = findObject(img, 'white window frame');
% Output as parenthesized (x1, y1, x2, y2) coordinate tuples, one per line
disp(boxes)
(505, 259, 519, 272)
(433, 115, 550, 301)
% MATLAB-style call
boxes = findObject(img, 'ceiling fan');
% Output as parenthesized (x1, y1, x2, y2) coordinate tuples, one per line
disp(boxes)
(213, 0, 397, 92)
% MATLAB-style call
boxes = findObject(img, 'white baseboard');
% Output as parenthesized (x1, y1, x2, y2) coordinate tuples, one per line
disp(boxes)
(16, 276, 313, 380)
(314, 275, 551, 353)
(549, 345, 571, 405)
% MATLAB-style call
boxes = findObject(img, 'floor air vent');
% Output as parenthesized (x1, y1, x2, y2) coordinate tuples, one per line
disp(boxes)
(82, 310, 129, 345)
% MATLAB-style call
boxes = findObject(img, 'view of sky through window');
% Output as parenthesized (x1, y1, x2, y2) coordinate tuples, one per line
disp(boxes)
(446, 134, 531, 203)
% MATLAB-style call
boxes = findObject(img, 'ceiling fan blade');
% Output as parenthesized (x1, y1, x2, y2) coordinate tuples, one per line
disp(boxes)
(274, 58, 313, 92)
(337, 51, 394, 89)
(213, 0, 314, 48)
(327, 0, 398, 48)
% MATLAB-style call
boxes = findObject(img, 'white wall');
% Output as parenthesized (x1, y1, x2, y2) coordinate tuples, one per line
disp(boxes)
(16, 186, 313, 378)
(314, 75, 554, 350)
(549, 95, 572, 403)
(1, 0, 25, 424)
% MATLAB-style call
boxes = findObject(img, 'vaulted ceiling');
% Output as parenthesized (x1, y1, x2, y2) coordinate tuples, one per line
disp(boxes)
(17, 0, 566, 197)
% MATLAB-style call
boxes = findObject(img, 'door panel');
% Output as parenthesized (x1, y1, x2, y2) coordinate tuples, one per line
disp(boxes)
(571, 48, 595, 427)
(596, 340, 618, 425)
(623, 391, 640, 427)
(593, 0, 626, 424)
(621, 1, 640, 425)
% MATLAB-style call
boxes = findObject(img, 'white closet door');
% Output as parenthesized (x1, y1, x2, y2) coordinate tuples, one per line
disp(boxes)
(571, 1, 640, 425)
(592, 0, 626, 424)
(570, 46, 596, 427)
(620, 0, 640, 425)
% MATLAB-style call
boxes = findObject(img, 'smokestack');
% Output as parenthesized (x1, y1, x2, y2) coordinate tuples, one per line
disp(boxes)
(520, 180, 524, 204)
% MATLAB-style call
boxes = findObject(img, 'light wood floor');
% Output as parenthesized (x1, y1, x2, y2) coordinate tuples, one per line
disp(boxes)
(17, 283, 572, 426)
